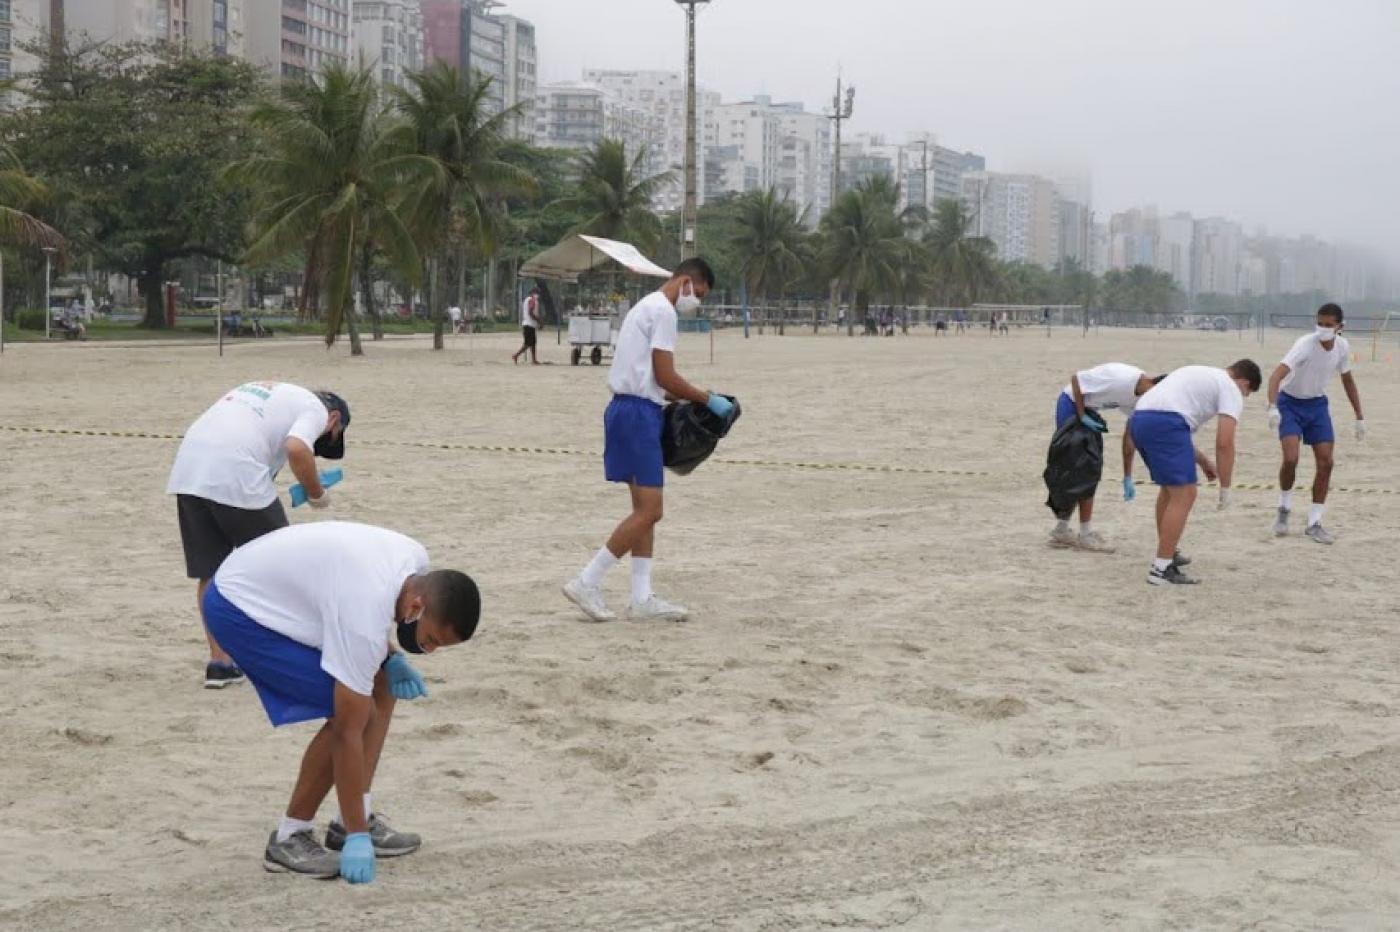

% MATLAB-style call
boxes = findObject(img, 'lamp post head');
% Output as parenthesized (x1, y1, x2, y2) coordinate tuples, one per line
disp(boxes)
(672, 0, 711, 5)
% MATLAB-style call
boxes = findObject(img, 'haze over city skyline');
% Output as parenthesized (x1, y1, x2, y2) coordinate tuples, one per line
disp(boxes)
(512, 0, 1399, 261)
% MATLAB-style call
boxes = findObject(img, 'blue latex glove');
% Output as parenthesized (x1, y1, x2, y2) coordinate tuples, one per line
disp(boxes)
(706, 393, 735, 418)
(1122, 476, 1136, 501)
(1079, 413, 1107, 433)
(339, 832, 375, 884)
(384, 653, 427, 700)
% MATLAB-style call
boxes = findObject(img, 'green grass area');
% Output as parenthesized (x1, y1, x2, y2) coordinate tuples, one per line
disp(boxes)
(0, 315, 525, 343)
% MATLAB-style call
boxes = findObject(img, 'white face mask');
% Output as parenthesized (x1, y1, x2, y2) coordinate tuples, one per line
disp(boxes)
(675, 281, 701, 314)
(1316, 325, 1337, 341)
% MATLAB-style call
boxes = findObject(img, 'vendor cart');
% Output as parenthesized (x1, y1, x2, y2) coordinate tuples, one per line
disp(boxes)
(568, 314, 616, 366)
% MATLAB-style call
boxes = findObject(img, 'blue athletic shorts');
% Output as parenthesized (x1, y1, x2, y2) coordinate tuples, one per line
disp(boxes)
(1130, 410, 1197, 486)
(1055, 391, 1076, 429)
(1277, 391, 1333, 446)
(604, 394, 665, 488)
(203, 581, 336, 727)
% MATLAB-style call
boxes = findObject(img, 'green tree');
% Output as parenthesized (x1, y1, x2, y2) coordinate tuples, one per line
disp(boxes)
(557, 139, 672, 254)
(821, 180, 910, 336)
(394, 63, 535, 349)
(229, 61, 433, 355)
(6, 40, 260, 327)
(1101, 265, 1182, 316)
(733, 188, 808, 334)
(924, 199, 997, 307)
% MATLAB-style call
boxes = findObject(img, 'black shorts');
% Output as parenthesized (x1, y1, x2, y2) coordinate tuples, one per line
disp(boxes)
(522, 326, 537, 348)
(176, 494, 289, 580)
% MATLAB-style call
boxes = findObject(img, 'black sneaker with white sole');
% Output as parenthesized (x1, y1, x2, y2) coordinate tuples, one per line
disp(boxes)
(204, 662, 246, 689)
(1148, 563, 1200, 586)
(1171, 550, 1192, 567)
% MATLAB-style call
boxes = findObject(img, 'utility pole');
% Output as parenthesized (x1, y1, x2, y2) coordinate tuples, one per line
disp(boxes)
(673, 0, 710, 260)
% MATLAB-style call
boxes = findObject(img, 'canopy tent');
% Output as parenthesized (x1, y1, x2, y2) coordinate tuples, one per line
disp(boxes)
(518, 234, 672, 283)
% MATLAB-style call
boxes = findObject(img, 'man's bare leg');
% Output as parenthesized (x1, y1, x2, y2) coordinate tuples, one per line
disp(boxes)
(197, 578, 233, 665)
(1155, 486, 1197, 560)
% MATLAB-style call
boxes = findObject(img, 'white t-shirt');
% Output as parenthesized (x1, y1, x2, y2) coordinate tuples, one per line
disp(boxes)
(1135, 365, 1244, 432)
(214, 522, 430, 696)
(447, 305, 462, 323)
(521, 295, 538, 329)
(1062, 363, 1146, 414)
(167, 382, 329, 509)
(1280, 333, 1351, 399)
(608, 290, 678, 404)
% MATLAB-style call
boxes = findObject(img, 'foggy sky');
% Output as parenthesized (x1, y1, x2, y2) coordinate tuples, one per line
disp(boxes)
(510, 0, 1399, 259)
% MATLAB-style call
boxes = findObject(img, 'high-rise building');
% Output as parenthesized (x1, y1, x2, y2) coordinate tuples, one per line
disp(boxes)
(931, 146, 985, 205)
(1109, 207, 1159, 270)
(704, 97, 781, 196)
(421, 0, 505, 114)
(245, 0, 352, 82)
(3, 0, 53, 82)
(962, 171, 1061, 269)
(773, 103, 831, 224)
(50, 0, 242, 54)
(534, 82, 654, 159)
(1057, 198, 1091, 270)
(498, 14, 535, 142)
(582, 69, 712, 212)
(1156, 212, 1194, 294)
(352, 0, 424, 97)
(1191, 217, 1243, 296)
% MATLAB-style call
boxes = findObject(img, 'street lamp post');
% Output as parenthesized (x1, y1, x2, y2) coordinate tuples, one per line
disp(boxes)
(673, 0, 710, 260)
(826, 73, 855, 334)
(42, 247, 56, 341)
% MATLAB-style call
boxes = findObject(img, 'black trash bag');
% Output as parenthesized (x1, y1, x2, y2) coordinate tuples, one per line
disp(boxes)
(1043, 407, 1106, 519)
(661, 395, 741, 475)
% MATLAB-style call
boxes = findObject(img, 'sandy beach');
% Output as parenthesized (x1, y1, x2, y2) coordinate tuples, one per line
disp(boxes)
(3, 324, 1400, 929)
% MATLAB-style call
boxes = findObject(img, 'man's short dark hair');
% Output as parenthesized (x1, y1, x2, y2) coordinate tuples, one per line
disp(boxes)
(1228, 359, 1263, 392)
(423, 570, 480, 642)
(673, 257, 716, 290)
(1318, 302, 1344, 323)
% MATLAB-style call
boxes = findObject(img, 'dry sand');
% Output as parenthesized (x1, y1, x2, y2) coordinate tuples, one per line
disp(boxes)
(3, 324, 1400, 930)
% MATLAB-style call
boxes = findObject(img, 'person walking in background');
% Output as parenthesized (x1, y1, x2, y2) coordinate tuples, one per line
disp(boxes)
(1266, 302, 1365, 543)
(954, 308, 967, 334)
(513, 287, 541, 364)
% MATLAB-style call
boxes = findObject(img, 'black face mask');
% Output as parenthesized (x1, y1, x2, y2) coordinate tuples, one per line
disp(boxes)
(313, 434, 339, 458)
(396, 618, 425, 654)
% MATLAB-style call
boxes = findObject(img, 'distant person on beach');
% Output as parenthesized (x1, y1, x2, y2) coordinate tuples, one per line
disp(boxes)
(1050, 363, 1164, 553)
(202, 520, 479, 884)
(954, 309, 967, 334)
(1266, 302, 1364, 544)
(447, 304, 463, 334)
(998, 311, 1010, 335)
(513, 287, 541, 364)
(563, 258, 733, 624)
(934, 314, 948, 335)
(1129, 360, 1261, 585)
(167, 383, 350, 687)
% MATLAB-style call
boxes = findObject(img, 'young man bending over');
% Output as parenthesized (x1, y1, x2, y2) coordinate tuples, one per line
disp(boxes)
(1267, 302, 1365, 544)
(203, 520, 480, 883)
(1129, 360, 1262, 585)
(1050, 362, 1163, 553)
(563, 258, 734, 623)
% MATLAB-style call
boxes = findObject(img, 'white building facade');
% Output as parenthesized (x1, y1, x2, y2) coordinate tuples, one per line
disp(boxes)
(499, 14, 536, 143)
(352, 0, 424, 97)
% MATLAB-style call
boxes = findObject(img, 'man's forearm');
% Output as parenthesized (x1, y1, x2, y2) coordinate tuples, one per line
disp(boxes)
(331, 731, 368, 833)
(286, 442, 323, 498)
(1216, 447, 1235, 487)
(1345, 382, 1363, 420)
(1121, 431, 1135, 478)
(660, 373, 709, 406)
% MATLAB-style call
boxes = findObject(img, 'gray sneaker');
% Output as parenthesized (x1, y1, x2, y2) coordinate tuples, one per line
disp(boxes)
(1305, 523, 1335, 545)
(326, 813, 422, 857)
(263, 829, 340, 878)
(1048, 525, 1077, 548)
(1272, 507, 1290, 537)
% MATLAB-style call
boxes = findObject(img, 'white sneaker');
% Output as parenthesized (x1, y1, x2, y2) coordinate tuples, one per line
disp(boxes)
(1048, 525, 1077, 548)
(627, 594, 689, 622)
(563, 577, 616, 622)
(1075, 530, 1115, 553)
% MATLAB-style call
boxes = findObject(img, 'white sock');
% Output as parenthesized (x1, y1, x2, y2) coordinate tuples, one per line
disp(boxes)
(1055, 519, 1070, 532)
(1152, 557, 1172, 572)
(276, 815, 316, 843)
(631, 557, 653, 603)
(336, 793, 372, 826)
(1279, 490, 1293, 510)
(1308, 503, 1325, 527)
(1079, 521, 1094, 536)
(579, 547, 619, 588)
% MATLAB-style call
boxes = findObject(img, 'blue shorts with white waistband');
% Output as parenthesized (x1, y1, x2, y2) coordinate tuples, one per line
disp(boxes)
(1277, 391, 1333, 446)
(604, 394, 665, 488)
(1129, 410, 1197, 487)
(203, 581, 337, 727)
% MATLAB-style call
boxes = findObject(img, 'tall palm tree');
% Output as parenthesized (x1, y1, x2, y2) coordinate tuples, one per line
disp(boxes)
(733, 188, 808, 335)
(925, 198, 998, 308)
(556, 139, 672, 254)
(394, 62, 535, 349)
(0, 146, 63, 250)
(229, 62, 433, 355)
(821, 180, 908, 336)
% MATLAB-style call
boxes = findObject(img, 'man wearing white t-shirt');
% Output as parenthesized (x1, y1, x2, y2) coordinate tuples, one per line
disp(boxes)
(1266, 303, 1365, 544)
(1050, 362, 1163, 552)
(203, 521, 480, 884)
(167, 382, 349, 688)
(513, 287, 541, 364)
(1130, 360, 1262, 585)
(563, 258, 734, 623)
